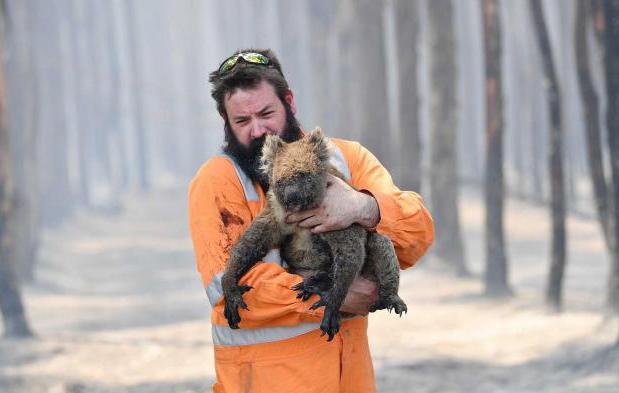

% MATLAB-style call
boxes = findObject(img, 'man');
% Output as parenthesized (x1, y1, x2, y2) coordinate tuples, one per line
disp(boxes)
(189, 49, 434, 393)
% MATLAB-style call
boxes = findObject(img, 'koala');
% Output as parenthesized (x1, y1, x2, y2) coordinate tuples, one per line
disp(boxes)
(221, 128, 407, 341)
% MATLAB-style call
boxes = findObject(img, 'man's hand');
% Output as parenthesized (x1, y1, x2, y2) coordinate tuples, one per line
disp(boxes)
(286, 174, 380, 233)
(339, 276, 378, 315)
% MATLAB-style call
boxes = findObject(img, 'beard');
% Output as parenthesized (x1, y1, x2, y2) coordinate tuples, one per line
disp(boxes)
(223, 103, 303, 192)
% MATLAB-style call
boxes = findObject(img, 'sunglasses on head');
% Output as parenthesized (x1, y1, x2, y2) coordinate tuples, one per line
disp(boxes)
(218, 52, 271, 74)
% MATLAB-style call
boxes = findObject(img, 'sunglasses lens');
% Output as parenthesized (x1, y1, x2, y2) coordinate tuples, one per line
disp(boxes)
(220, 56, 239, 73)
(242, 53, 269, 65)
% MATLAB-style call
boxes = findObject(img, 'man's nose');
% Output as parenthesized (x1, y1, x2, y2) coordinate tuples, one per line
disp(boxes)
(249, 119, 267, 139)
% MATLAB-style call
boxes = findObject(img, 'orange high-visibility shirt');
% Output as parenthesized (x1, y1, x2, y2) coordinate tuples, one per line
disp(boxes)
(189, 138, 434, 393)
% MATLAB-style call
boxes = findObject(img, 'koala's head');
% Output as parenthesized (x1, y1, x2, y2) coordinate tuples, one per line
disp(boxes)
(261, 128, 330, 212)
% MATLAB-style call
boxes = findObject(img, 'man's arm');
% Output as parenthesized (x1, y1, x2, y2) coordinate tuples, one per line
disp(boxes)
(189, 157, 323, 329)
(346, 141, 435, 269)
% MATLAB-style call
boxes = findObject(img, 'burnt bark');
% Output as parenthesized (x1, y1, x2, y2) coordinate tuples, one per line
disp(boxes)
(394, 0, 422, 191)
(4, 0, 39, 281)
(0, 5, 33, 337)
(482, 0, 511, 297)
(350, 0, 391, 168)
(604, 0, 619, 315)
(529, 0, 567, 312)
(125, 1, 149, 192)
(306, 0, 337, 135)
(575, 1, 613, 256)
(35, 1, 73, 223)
(428, 0, 468, 276)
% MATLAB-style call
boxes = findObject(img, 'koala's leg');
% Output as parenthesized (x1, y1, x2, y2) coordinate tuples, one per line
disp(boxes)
(221, 213, 280, 329)
(311, 226, 366, 341)
(365, 232, 407, 316)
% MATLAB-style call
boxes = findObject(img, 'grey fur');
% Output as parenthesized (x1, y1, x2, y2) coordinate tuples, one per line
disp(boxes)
(221, 128, 406, 341)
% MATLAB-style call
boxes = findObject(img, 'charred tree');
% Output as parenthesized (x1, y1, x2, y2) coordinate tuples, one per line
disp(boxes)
(394, 0, 422, 191)
(335, 0, 360, 138)
(4, 0, 39, 281)
(575, 1, 613, 254)
(0, 6, 32, 337)
(307, 0, 337, 134)
(482, 0, 511, 297)
(428, 0, 468, 276)
(35, 2, 73, 224)
(350, 0, 391, 168)
(604, 0, 619, 315)
(529, 0, 567, 312)
(125, 1, 149, 192)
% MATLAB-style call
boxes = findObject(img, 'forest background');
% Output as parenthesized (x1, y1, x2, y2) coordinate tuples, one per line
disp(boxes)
(0, 0, 618, 392)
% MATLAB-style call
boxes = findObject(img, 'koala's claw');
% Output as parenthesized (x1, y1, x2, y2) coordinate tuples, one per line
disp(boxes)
(310, 298, 328, 310)
(369, 295, 407, 317)
(292, 277, 330, 302)
(223, 285, 253, 329)
(320, 306, 341, 341)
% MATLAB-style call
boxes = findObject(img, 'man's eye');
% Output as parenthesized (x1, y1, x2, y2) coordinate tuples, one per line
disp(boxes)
(236, 119, 248, 125)
(262, 111, 273, 117)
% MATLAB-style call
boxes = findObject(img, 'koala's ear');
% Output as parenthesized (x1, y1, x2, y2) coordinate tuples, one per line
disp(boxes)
(307, 127, 329, 163)
(260, 134, 284, 175)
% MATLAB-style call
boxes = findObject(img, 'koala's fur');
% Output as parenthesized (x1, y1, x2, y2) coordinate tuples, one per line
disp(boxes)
(221, 128, 406, 341)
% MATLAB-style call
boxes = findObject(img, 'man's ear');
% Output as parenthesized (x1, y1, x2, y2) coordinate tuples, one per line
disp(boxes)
(284, 89, 297, 115)
(307, 127, 329, 164)
(260, 134, 285, 175)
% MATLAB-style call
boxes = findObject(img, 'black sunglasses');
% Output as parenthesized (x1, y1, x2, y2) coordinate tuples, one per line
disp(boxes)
(218, 52, 271, 74)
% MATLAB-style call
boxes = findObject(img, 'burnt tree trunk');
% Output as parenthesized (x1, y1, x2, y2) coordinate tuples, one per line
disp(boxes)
(351, 0, 391, 168)
(336, 0, 361, 138)
(0, 7, 32, 337)
(604, 0, 619, 316)
(428, 0, 468, 276)
(125, 1, 149, 192)
(307, 0, 337, 134)
(530, 0, 567, 312)
(395, 0, 422, 191)
(575, 0, 611, 250)
(5, 0, 39, 282)
(482, 0, 511, 297)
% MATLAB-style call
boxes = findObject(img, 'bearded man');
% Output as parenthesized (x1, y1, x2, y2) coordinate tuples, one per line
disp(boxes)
(188, 48, 434, 393)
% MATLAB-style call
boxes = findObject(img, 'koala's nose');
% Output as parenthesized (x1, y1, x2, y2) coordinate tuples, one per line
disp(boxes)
(285, 188, 302, 209)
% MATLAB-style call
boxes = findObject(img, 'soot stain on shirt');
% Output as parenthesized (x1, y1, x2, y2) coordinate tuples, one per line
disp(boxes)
(215, 196, 245, 227)
(220, 208, 244, 227)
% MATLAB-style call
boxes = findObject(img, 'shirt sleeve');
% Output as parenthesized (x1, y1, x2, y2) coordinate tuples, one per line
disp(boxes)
(344, 142, 435, 269)
(188, 157, 322, 328)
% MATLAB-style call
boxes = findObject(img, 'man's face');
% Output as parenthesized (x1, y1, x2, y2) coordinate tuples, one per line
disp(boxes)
(221, 80, 302, 191)
(223, 80, 296, 147)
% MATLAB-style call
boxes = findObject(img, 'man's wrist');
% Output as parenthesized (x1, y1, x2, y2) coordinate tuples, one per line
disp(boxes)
(356, 191, 380, 228)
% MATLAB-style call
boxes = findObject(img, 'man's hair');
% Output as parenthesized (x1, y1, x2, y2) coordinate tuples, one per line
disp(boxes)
(209, 48, 290, 116)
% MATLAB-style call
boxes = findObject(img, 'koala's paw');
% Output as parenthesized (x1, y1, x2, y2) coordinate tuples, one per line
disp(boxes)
(291, 273, 331, 301)
(223, 285, 253, 329)
(369, 294, 407, 317)
(319, 306, 341, 342)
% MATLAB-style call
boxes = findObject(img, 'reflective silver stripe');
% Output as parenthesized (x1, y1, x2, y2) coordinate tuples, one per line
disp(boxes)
(212, 322, 321, 346)
(328, 143, 351, 180)
(205, 272, 224, 306)
(220, 154, 260, 201)
(263, 248, 281, 264)
(263, 248, 289, 269)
